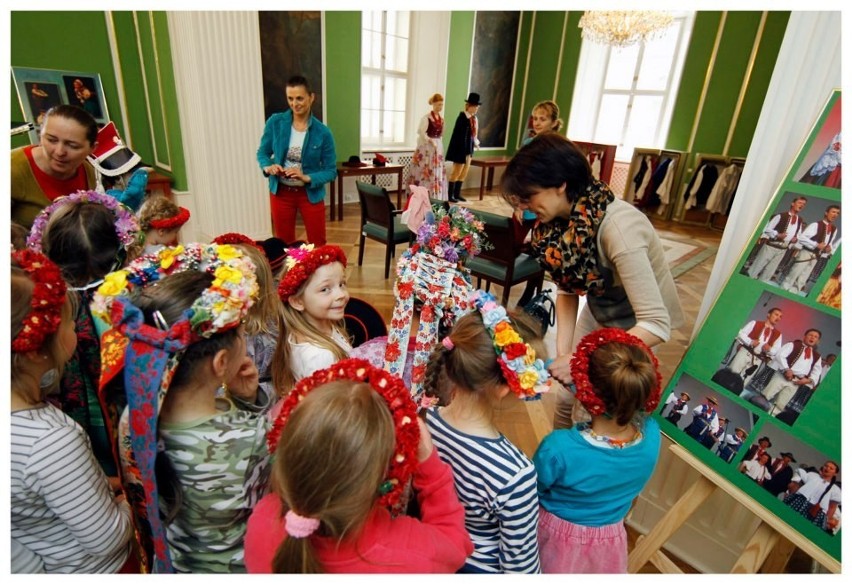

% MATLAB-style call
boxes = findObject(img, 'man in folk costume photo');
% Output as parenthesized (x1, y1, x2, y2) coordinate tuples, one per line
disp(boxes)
(717, 427, 747, 464)
(743, 436, 772, 462)
(747, 197, 807, 283)
(760, 328, 822, 419)
(784, 460, 841, 532)
(684, 395, 719, 442)
(663, 391, 690, 425)
(763, 451, 797, 498)
(718, 308, 784, 390)
(780, 204, 840, 295)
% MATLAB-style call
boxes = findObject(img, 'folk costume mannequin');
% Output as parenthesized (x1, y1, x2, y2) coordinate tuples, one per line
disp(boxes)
(445, 92, 482, 202)
(409, 93, 448, 199)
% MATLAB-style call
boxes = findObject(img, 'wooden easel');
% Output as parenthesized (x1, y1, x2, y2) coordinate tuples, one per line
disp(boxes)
(627, 444, 840, 574)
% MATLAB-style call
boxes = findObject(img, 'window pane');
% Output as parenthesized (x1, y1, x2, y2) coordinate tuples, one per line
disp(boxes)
(636, 23, 680, 90)
(361, 74, 381, 110)
(361, 109, 380, 142)
(386, 11, 409, 38)
(604, 44, 639, 90)
(623, 95, 663, 153)
(383, 110, 406, 144)
(385, 76, 407, 111)
(361, 30, 383, 69)
(594, 94, 629, 144)
(362, 11, 382, 32)
(386, 35, 409, 72)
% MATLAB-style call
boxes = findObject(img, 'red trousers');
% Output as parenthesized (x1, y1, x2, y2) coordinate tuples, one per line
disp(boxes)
(270, 184, 327, 246)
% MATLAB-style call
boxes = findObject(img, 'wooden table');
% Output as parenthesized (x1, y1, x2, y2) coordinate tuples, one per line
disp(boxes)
(470, 156, 512, 200)
(333, 163, 404, 221)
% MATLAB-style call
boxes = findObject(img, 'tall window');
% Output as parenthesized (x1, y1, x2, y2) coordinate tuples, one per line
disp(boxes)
(361, 11, 410, 147)
(568, 12, 695, 161)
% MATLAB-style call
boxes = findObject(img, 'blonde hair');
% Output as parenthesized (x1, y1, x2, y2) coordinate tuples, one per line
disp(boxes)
(271, 380, 395, 573)
(532, 100, 563, 132)
(422, 310, 547, 409)
(10, 261, 77, 400)
(271, 261, 350, 395)
(138, 195, 180, 232)
(587, 342, 658, 426)
(428, 93, 444, 105)
(233, 244, 284, 337)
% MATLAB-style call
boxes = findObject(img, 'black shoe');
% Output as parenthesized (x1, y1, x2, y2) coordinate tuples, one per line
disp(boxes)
(455, 194, 467, 202)
(448, 195, 458, 202)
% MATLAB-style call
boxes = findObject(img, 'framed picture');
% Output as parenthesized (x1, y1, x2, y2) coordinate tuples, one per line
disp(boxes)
(11, 66, 110, 142)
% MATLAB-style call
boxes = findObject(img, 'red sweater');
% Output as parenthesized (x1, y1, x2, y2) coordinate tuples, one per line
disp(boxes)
(244, 450, 473, 573)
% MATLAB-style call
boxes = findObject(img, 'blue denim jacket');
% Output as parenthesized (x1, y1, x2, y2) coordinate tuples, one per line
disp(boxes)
(256, 110, 337, 204)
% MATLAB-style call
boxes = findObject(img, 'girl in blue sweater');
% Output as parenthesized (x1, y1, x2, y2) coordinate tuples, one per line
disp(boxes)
(533, 328, 663, 573)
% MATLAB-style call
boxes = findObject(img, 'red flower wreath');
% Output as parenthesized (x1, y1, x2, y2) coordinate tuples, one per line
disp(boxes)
(11, 249, 68, 353)
(569, 328, 663, 416)
(266, 358, 419, 510)
(212, 232, 262, 251)
(277, 244, 348, 303)
(148, 206, 190, 230)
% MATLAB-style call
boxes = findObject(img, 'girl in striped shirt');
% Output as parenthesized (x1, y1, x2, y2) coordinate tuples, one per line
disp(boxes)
(10, 250, 134, 573)
(420, 291, 551, 573)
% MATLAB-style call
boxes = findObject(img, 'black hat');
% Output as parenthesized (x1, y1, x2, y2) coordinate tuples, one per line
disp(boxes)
(465, 92, 482, 106)
(758, 436, 772, 447)
(344, 297, 388, 348)
(342, 155, 367, 167)
(256, 237, 288, 274)
(780, 452, 796, 462)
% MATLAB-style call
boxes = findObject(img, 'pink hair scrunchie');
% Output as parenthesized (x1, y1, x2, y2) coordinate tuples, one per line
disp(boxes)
(441, 336, 455, 350)
(285, 509, 320, 539)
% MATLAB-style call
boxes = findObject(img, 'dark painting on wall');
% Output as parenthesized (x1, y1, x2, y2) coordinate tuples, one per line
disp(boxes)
(62, 75, 104, 119)
(470, 11, 520, 149)
(259, 11, 324, 122)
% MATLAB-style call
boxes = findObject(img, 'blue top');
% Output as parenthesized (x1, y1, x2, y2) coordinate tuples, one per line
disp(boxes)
(256, 110, 337, 204)
(426, 409, 541, 573)
(533, 417, 661, 526)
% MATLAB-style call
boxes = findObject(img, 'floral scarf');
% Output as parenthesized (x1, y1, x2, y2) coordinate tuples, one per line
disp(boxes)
(530, 180, 614, 296)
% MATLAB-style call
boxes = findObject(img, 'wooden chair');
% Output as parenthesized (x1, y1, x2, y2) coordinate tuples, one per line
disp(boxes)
(465, 208, 544, 306)
(356, 181, 410, 278)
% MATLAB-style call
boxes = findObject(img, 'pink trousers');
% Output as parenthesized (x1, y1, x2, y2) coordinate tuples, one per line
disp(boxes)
(538, 507, 628, 573)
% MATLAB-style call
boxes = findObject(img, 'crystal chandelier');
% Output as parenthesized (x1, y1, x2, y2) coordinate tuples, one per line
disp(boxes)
(579, 11, 674, 48)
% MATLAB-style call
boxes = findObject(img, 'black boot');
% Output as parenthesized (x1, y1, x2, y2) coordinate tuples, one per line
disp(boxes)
(455, 181, 467, 202)
(448, 181, 459, 202)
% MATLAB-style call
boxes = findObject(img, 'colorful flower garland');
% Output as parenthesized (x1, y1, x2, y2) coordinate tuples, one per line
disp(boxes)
(413, 204, 490, 263)
(11, 249, 68, 353)
(569, 328, 663, 416)
(266, 358, 419, 511)
(147, 206, 190, 230)
(27, 189, 140, 252)
(91, 242, 258, 339)
(472, 290, 551, 399)
(277, 243, 348, 303)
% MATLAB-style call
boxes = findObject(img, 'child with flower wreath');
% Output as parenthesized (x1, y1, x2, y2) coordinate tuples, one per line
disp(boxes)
(92, 243, 273, 573)
(271, 243, 352, 395)
(213, 232, 285, 386)
(244, 358, 473, 573)
(11, 249, 135, 573)
(27, 190, 141, 480)
(419, 290, 550, 573)
(137, 194, 191, 256)
(533, 328, 663, 573)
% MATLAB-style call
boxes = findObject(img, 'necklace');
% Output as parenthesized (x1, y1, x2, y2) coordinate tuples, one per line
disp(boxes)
(584, 423, 642, 449)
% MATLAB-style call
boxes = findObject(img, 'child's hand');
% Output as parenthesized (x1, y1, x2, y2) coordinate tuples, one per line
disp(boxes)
(227, 357, 260, 401)
(548, 353, 573, 385)
(416, 417, 434, 462)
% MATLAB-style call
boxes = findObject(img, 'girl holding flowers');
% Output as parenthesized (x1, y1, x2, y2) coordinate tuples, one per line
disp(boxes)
(419, 290, 551, 573)
(533, 328, 663, 573)
(272, 243, 352, 394)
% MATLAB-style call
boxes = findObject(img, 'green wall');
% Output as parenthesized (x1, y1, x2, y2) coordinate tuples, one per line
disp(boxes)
(324, 12, 361, 161)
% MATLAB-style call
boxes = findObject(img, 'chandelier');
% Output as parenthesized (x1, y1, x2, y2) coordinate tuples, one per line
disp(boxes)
(579, 11, 674, 48)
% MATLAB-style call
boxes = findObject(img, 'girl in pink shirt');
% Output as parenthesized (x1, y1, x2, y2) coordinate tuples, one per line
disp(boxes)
(244, 359, 472, 573)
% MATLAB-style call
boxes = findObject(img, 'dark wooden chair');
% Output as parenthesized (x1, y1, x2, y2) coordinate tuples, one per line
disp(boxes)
(356, 181, 410, 278)
(465, 208, 544, 306)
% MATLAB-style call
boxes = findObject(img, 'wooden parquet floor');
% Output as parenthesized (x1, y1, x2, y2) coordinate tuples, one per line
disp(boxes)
(304, 187, 723, 572)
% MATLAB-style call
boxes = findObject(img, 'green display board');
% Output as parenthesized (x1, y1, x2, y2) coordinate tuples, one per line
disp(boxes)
(656, 90, 842, 562)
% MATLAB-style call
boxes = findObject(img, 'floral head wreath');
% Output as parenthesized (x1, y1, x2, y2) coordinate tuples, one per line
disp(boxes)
(570, 328, 663, 416)
(92, 243, 258, 339)
(471, 290, 551, 399)
(277, 243, 348, 303)
(212, 232, 263, 251)
(413, 204, 490, 264)
(11, 249, 68, 353)
(266, 358, 419, 512)
(91, 242, 258, 574)
(383, 247, 476, 401)
(26, 189, 140, 253)
(147, 206, 190, 230)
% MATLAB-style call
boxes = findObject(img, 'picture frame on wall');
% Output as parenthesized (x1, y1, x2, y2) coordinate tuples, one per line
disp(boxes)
(11, 66, 110, 143)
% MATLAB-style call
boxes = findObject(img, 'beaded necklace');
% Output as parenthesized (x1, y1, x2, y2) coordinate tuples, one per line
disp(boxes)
(580, 421, 643, 449)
